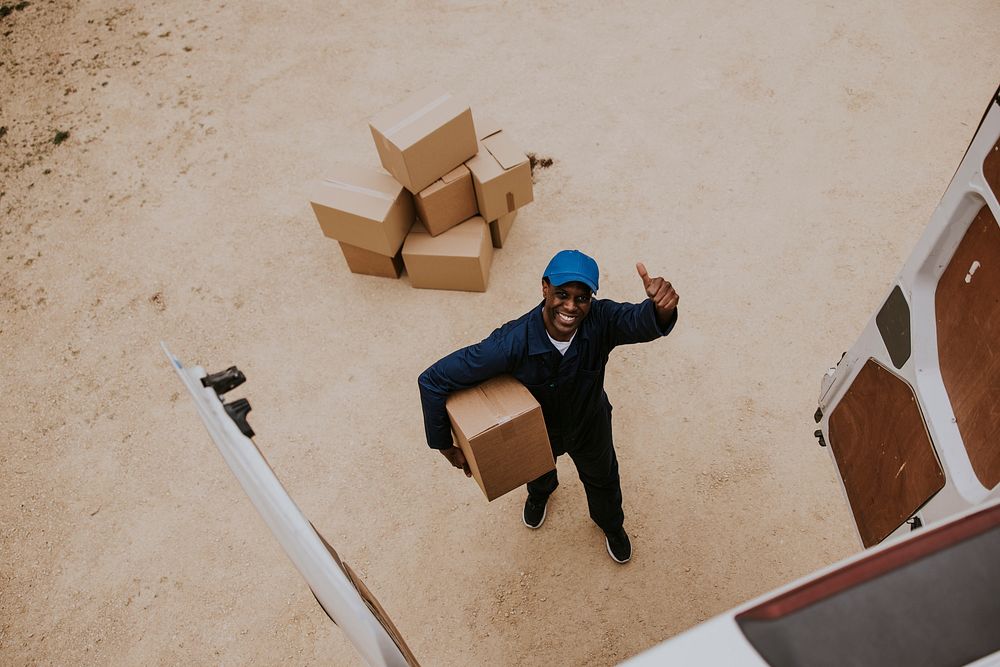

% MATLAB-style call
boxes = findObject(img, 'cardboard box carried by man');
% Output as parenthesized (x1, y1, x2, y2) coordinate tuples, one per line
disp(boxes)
(445, 375, 555, 501)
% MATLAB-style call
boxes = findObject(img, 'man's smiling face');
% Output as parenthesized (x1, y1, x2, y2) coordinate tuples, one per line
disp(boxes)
(541, 278, 593, 341)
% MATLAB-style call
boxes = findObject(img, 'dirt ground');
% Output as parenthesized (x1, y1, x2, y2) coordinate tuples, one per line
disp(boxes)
(2, 1, 998, 665)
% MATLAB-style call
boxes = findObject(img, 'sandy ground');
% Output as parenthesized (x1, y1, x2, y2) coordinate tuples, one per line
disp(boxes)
(2, 1, 998, 665)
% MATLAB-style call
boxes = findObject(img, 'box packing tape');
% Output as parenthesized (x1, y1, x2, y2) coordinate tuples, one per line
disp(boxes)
(324, 178, 395, 202)
(385, 94, 453, 137)
(482, 388, 516, 425)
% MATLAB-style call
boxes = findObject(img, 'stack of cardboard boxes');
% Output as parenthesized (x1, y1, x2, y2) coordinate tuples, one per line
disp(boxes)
(310, 88, 534, 292)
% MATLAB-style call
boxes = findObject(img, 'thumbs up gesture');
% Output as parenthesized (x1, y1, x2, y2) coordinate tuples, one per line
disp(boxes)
(637, 262, 679, 325)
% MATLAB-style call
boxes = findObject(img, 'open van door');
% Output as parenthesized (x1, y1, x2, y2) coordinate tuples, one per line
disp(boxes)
(815, 86, 1000, 548)
(162, 343, 419, 667)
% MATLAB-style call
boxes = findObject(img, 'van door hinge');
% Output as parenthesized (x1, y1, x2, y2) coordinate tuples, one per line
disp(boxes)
(201, 366, 246, 396)
(202, 366, 254, 437)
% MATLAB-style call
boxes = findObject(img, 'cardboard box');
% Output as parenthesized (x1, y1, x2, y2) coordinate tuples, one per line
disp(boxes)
(309, 165, 415, 256)
(402, 217, 492, 292)
(446, 375, 555, 501)
(369, 89, 478, 194)
(465, 118, 533, 222)
(338, 242, 404, 279)
(414, 164, 478, 237)
(488, 210, 517, 249)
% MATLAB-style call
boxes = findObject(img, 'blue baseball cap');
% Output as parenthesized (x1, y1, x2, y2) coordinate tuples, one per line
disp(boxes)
(543, 250, 599, 293)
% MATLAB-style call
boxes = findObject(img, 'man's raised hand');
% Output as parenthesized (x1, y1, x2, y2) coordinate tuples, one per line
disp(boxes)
(636, 262, 679, 325)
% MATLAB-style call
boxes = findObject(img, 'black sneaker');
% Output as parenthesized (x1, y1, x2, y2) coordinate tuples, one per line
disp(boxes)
(522, 496, 548, 529)
(605, 528, 632, 563)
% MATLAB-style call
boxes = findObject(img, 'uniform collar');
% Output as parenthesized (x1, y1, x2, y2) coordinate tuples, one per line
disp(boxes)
(528, 302, 556, 355)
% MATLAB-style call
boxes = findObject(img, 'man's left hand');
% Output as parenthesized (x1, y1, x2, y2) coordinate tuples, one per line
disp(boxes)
(637, 262, 679, 327)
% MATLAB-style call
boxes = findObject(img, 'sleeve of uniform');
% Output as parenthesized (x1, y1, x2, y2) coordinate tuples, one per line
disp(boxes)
(599, 298, 678, 349)
(417, 329, 515, 450)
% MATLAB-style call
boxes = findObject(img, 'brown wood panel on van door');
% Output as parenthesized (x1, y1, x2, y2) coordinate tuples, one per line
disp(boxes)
(828, 359, 945, 547)
(936, 204, 1000, 489)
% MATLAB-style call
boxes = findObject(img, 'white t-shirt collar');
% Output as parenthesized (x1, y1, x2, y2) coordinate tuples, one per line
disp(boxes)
(546, 330, 576, 355)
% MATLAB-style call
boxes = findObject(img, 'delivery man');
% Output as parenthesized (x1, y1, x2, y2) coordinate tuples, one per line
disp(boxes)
(418, 250, 679, 563)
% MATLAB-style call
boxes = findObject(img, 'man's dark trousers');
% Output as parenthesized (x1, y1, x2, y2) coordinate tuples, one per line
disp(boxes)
(527, 403, 624, 534)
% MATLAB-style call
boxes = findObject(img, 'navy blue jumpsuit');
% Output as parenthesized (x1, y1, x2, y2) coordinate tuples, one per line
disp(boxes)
(418, 298, 677, 533)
